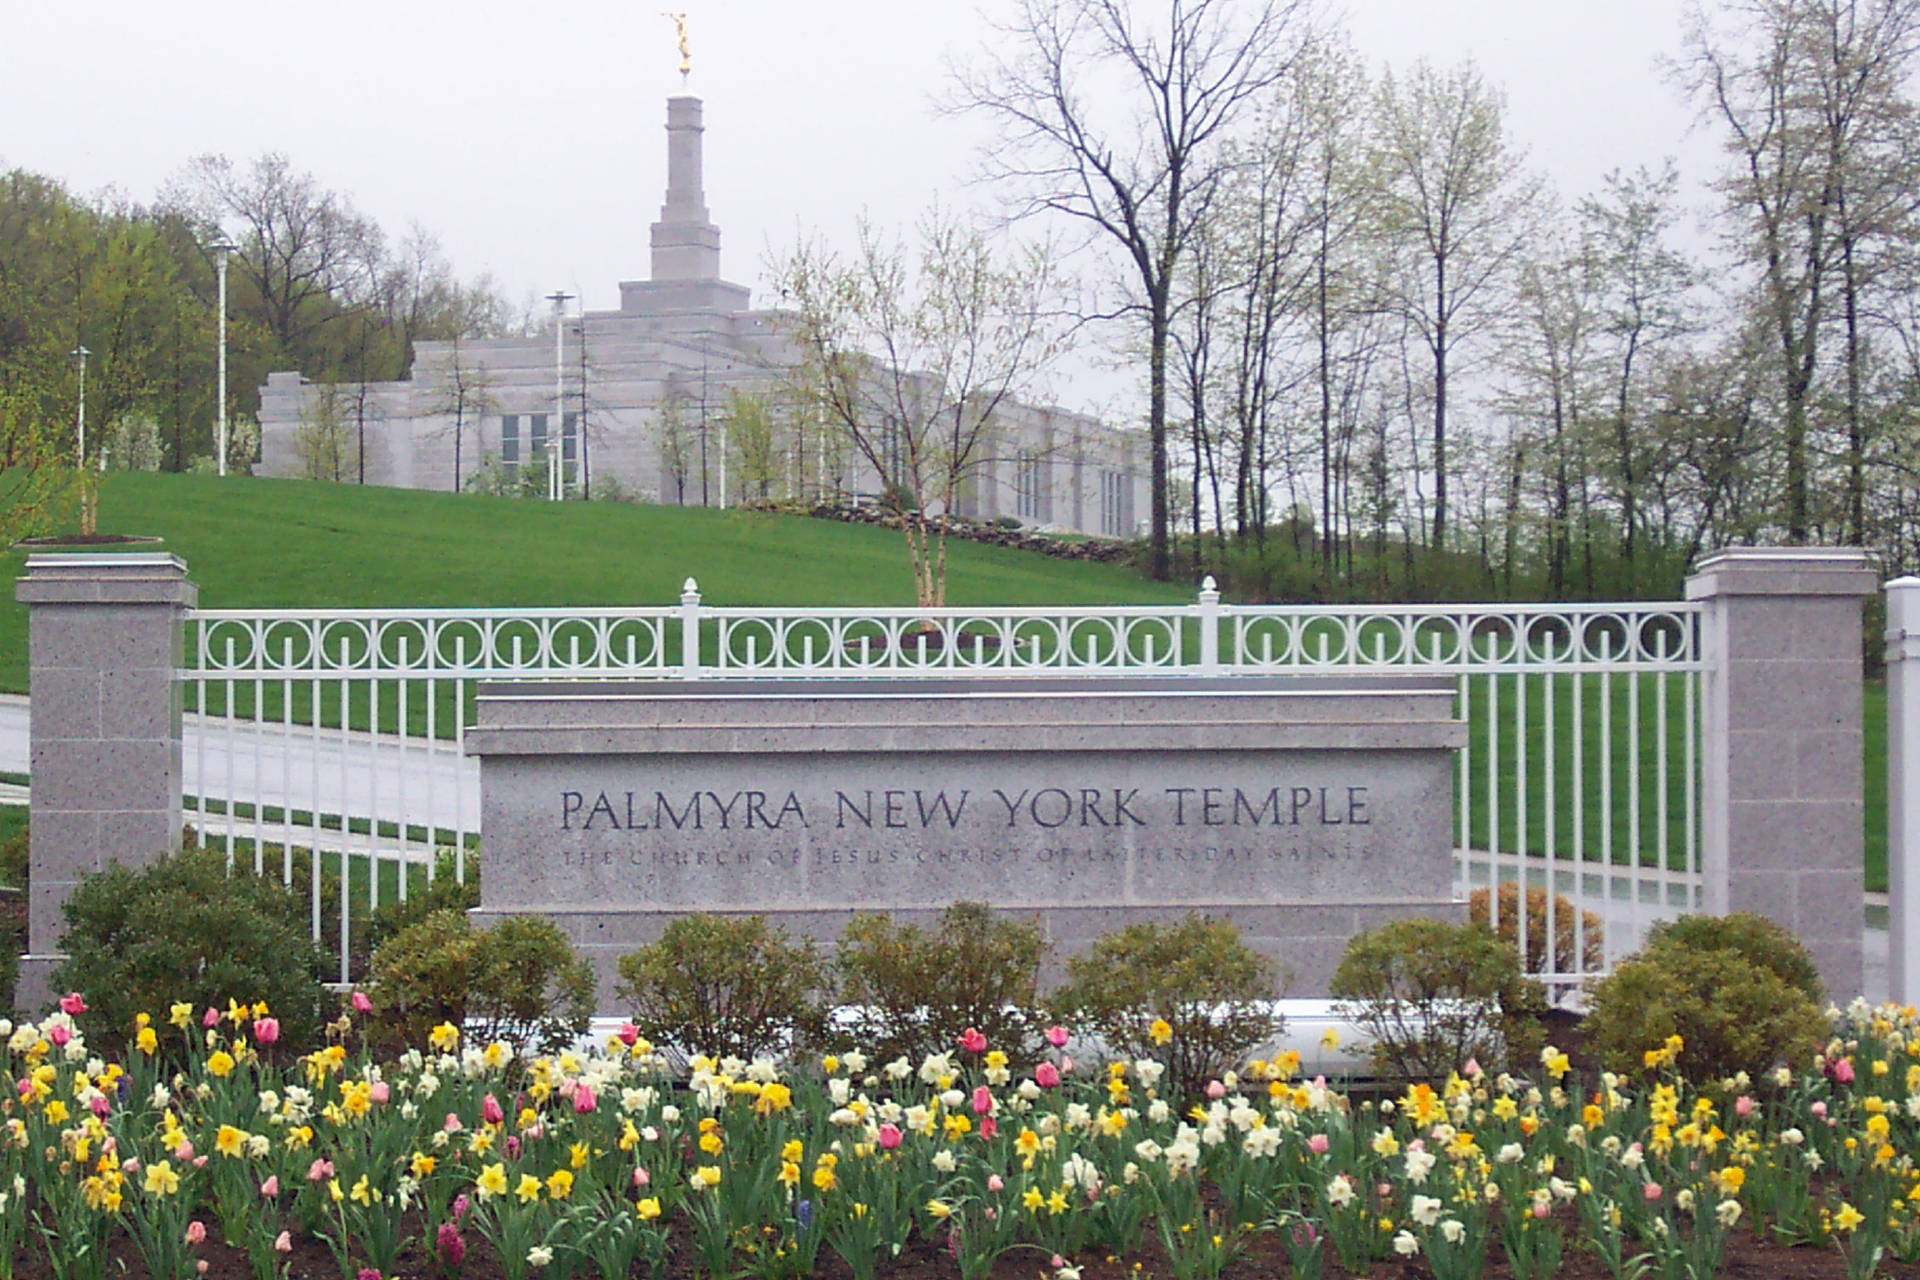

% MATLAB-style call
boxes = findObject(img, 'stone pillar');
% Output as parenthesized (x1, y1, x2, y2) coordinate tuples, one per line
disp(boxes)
(14, 553, 195, 1010)
(1686, 547, 1877, 999)
(1885, 576, 1920, 1004)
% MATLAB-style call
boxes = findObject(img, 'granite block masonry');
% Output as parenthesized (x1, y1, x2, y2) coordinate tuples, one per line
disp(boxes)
(465, 675, 1469, 1000)
(14, 553, 196, 1010)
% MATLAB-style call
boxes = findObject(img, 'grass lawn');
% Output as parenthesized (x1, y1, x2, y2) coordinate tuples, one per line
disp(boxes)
(0, 471, 1192, 693)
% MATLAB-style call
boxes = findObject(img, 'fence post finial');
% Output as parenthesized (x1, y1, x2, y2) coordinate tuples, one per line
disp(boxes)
(1197, 576, 1222, 675)
(679, 578, 702, 680)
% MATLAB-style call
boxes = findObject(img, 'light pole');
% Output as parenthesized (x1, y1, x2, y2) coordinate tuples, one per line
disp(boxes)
(210, 238, 236, 475)
(545, 289, 574, 500)
(70, 345, 90, 465)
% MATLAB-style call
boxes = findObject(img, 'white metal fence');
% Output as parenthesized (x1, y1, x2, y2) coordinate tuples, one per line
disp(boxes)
(180, 578, 1702, 987)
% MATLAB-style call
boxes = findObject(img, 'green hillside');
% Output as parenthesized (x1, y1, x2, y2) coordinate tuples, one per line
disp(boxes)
(0, 472, 1188, 693)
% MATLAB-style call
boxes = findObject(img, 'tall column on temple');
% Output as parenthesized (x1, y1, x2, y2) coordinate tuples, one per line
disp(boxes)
(650, 97, 723, 283)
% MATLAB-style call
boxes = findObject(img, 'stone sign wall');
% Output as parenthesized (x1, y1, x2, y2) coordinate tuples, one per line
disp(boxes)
(466, 675, 1467, 998)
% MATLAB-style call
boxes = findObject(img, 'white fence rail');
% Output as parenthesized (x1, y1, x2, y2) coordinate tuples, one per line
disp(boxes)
(180, 578, 1703, 988)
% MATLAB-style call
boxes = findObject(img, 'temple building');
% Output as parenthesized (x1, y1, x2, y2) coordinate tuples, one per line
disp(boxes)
(256, 95, 1146, 538)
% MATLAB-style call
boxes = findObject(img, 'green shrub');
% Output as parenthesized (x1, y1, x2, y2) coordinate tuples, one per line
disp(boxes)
(1330, 918, 1547, 1082)
(1583, 942, 1827, 1083)
(368, 910, 594, 1055)
(0, 927, 16, 1011)
(0, 822, 26, 890)
(1469, 883, 1604, 977)
(615, 914, 826, 1062)
(832, 902, 1047, 1064)
(364, 849, 482, 956)
(51, 850, 332, 1053)
(1644, 913, 1824, 1004)
(1053, 913, 1281, 1102)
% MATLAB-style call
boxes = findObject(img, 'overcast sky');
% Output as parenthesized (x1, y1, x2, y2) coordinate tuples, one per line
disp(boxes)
(4, 0, 1722, 405)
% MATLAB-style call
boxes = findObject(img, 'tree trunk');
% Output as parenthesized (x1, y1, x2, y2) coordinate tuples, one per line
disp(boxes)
(1149, 289, 1171, 580)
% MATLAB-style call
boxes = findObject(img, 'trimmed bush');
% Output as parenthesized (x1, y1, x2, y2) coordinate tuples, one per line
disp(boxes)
(832, 901, 1047, 1064)
(1331, 917, 1547, 1082)
(1583, 939, 1827, 1083)
(368, 910, 594, 1055)
(1053, 913, 1280, 1101)
(364, 849, 482, 957)
(0, 822, 26, 890)
(51, 850, 332, 1052)
(615, 914, 826, 1062)
(1469, 883, 1604, 977)
(1644, 912, 1824, 1004)
(0, 926, 16, 1011)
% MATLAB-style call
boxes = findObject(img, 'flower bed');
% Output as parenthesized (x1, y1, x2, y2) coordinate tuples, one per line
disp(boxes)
(3, 995, 1920, 1280)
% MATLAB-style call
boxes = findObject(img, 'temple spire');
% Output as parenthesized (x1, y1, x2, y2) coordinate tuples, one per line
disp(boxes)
(649, 96, 722, 283)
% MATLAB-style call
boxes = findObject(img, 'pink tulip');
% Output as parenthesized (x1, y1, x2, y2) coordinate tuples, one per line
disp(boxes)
(574, 1084, 598, 1115)
(972, 1085, 993, 1115)
(186, 1221, 207, 1245)
(48, 1025, 71, 1048)
(174, 1140, 194, 1161)
(1644, 1182, 1663, 1202)
(89, 1094, 111, 1119)
(123, 1159, 141, 1174)
(988, 1174, 1005, 1192)
(1308, 1133, 1330, 1155)
(1035, 1062, 1061, 1089)
(1045, 1025, 1069, 1049)
(192, 1156, 208, 1169)
(505, 1137, 521, 1160)
(358, 1270, 382, 1280)
(481, 1093, 504, 1126)
(633, 1167, 651, 1188)
(369, 1081, 390, 1106)
(308, 1159, 334, 1183)
(618, 1022, 640, 1046)
(274, 1232, 292, 1254)
(959, 1027, 988, 1054)
(1832, 1058, 1856, 1084)
(197, 1263, 209, 1276)
(254, 1017, 280, 1046)
(1206, 1080, 1226, 1100)
(1734, 1095, 1754, 1118)
(202, 1007, 220, 1029)
(1812, 1101, 1828, 1119)
(1060, 1055, 1074, 1074)
(16, 1079, 31, 1101)
(877, 1123, 903, 1150)
(351, 991, 373, 1014)
(443, 1112, 464, 1133)
(59, 992, 87, 1016)
(260, 1176, 280, 1198)
(980, 1116, 998, 1140)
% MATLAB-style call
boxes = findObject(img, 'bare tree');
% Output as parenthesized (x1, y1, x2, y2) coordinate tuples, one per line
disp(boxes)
(426, 334, 498, 492)
(775, 208, 1066, 609)
(656, 387, 693, 504)
(1373, 59, 1540, 553)
(1580, 163, 1699, 576)
(170, 153, 383, 364)
(952, 0, 1311, 580)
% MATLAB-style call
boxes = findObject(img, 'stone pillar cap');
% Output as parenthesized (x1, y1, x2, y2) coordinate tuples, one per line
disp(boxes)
(16, 551, 197, 607)
(1684, 546, 1879, 600)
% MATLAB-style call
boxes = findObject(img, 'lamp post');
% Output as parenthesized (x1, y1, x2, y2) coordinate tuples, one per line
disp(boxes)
(70, 345, 90, 465)
(545, 289, 574, 500)
(209, 238, 236, 475)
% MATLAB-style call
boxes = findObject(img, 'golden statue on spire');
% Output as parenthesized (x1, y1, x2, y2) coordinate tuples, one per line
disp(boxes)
(661, 12, 691, 81)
